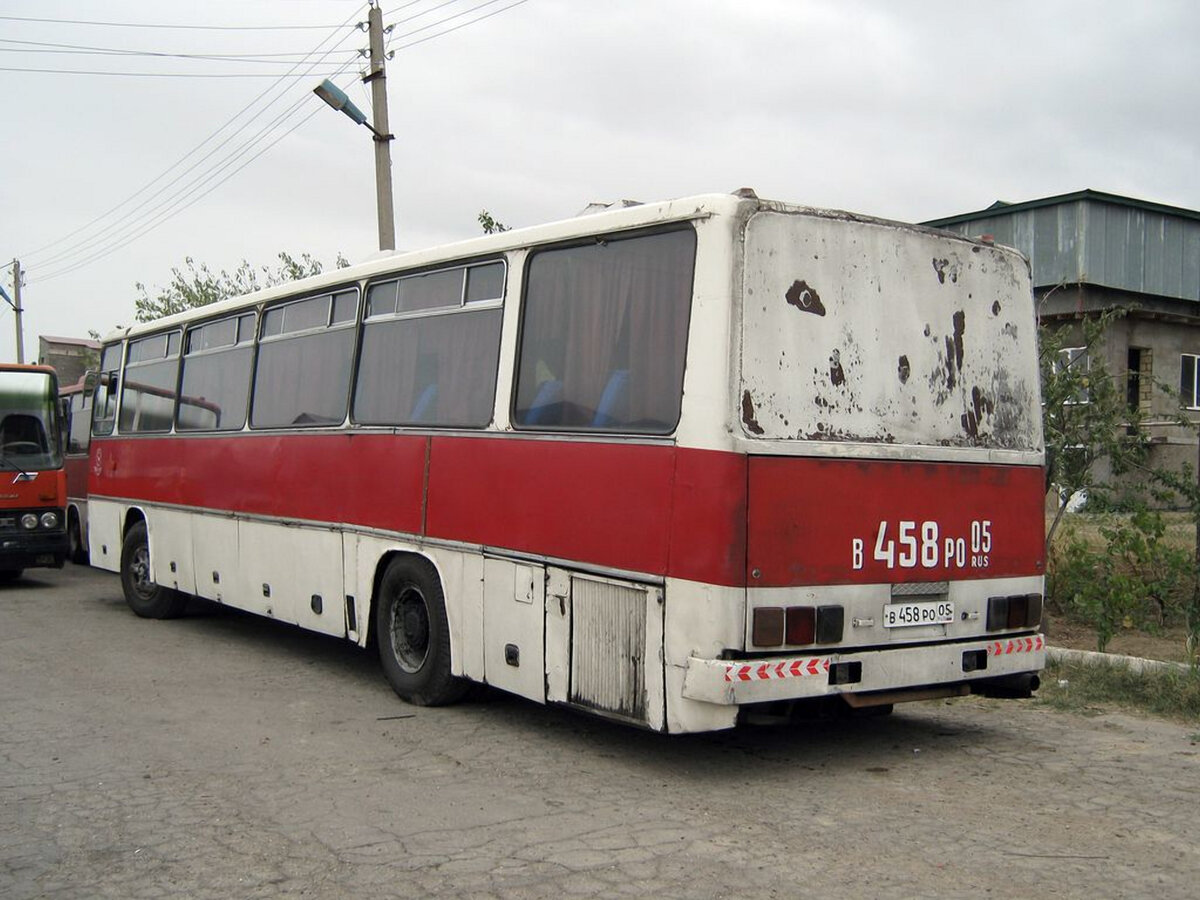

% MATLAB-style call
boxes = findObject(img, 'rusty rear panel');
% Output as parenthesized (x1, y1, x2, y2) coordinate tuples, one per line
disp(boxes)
(739, 209, 1042, 452)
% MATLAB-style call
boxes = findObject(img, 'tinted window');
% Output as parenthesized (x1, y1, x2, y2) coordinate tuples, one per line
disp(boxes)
(398, 268, 462, 312)
(465, 262, 505, 303)
(354, 309, 502, 426)
(514, 230, 695, 433)
(251, 292, 358, 428)
(120, 331, 181, 433)
(67, 392, 92, 454)
(178, 314, 257, 431)
(353, 261, 505, 428)
(92, 344, 122, 436)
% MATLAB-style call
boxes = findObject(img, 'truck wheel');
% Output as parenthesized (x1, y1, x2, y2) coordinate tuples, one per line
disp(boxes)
(120, 521, 187, 619)
(375, 556, 467, 706)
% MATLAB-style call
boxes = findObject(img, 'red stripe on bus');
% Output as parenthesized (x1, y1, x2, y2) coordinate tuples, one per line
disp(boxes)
(88, 434, 1042, 589)
(87, 434, 748, 585)
(746, 457, 1045, 586)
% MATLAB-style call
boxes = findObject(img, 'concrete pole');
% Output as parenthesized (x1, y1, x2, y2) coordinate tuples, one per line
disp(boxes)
(11, 259, 23, 364)
(366, 3, 396, 251)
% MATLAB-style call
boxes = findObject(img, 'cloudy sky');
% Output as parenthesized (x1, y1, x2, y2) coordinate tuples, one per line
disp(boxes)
(1, 0, 1197, 362)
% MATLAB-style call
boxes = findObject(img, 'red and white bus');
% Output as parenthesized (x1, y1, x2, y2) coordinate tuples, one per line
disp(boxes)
(87, 191, 1046, 732)
(61, 376, 94, 563)
(0, 364, 69, 579)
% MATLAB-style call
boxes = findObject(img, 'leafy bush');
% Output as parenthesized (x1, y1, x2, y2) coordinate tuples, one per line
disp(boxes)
(1047, 512, 1196, 651)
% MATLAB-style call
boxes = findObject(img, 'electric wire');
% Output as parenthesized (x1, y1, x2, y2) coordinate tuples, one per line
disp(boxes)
(26, 6, 368, 273)
(0, 15, 350, 31)
(33, 59, 359, 278)
(19, 0, 533, 282)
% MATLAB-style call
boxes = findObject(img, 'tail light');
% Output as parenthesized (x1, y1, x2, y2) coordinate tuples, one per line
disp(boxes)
(986, 593, 1042, 630)
(752, 605, 844, 647)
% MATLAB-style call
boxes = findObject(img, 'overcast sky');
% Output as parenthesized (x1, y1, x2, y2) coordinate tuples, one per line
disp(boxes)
(2, 0, 1198, 363)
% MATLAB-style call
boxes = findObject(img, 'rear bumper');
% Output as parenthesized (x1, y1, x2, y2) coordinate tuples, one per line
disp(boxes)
(682, 634, 1044, 705)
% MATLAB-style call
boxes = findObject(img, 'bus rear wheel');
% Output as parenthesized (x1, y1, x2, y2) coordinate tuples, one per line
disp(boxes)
(375, 556, 467, 707)
(120, 521, 187, 619)
(68, 511, 89, 565)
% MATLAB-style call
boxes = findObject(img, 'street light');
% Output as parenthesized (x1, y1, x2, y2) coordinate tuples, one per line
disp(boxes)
(313, 67, 395, 253)
(313, 79, 374, 133)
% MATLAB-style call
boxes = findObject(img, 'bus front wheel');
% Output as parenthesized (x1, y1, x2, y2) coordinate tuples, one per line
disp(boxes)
(120, 521, 187, 619)
(375, 556, 467, 707)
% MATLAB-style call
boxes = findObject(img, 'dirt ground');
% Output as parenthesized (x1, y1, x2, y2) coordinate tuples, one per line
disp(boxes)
(1045, 614, 1192, 663)
(5, 564, 1200, 900)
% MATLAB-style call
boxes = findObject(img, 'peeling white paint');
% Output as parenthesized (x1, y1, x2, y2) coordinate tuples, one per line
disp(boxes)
(740, 211, 1042, 451)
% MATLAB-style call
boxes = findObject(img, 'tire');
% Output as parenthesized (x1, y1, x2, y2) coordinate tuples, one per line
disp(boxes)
(0, 569, 23, 583)
(120, 521, 188, 619)
(375, 556, 467, 706)
(68, 512, 89, 565)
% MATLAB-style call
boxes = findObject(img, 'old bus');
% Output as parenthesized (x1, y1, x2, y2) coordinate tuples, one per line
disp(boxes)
(61, 376, 94, 563)
(0, 364, 68, 579)
(86, 191, 1046, 732)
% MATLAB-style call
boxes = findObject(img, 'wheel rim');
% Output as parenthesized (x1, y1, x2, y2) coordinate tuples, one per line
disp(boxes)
(388, 586, 430, 674)
(129, 544, 156, 600)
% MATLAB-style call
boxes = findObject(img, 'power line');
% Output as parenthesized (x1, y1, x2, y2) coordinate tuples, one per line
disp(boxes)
(22, 0, 534, 282)
(0, 14, 349, 31)
(0, 37, 362, 63)
(24, 6, 369, 269)
(390, 0, 529, 48)
(0, 67, 350, 77)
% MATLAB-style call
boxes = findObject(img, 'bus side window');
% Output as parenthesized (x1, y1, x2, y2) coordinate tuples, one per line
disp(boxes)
(514, 229, 695, 433)
(68, 393, 92, 453)
(92, 372, 118, 436)
(92, 344, 122, 436)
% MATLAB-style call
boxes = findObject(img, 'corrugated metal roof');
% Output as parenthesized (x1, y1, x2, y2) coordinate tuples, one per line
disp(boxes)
(923, 190, 1200, 301)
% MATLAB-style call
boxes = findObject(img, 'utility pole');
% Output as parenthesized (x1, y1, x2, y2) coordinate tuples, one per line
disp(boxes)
(10, 260, 23, 364)
(365, 2, 396, 251)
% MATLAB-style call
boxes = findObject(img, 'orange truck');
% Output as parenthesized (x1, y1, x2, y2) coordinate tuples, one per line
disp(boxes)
(0, 364, 68, 580)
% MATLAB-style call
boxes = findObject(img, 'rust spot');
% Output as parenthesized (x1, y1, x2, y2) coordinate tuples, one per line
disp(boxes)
(933, 257, 960, 285)
(952, 310, 965, 370)
(962, 387, 995, 438)
(785, 280, 826, 316)
(829, 350, 845, 386)
(741, 391, 765, 435)
(898, 355, 910, 384)
(971, 385, 995, 420)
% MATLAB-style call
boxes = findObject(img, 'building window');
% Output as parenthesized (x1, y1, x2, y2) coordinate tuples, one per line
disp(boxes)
(1055, 347, 1090, 405)
(1127, 347, 1151, 414)
(1181, 354, 1200, 410)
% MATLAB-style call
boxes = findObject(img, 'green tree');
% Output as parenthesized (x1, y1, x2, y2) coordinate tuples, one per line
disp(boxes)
(134, 251, 348, 323)
(1040, 309, 1149, 547)
(477, 210, 510, 235)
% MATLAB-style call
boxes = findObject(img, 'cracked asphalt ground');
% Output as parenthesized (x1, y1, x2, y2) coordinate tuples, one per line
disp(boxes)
(3, 564, 1199, 899)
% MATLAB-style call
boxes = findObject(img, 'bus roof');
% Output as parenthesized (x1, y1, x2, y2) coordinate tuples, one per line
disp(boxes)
(0, 363, 59, 379)
(106, 190, 1022, 344)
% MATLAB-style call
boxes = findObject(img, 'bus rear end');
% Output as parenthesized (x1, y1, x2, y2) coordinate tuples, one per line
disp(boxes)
(684, 204, 1045, 717)
(0, 365, 68, 579)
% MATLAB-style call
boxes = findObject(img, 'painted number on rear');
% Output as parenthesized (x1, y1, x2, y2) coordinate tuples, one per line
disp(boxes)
(851, 520, 991, 570)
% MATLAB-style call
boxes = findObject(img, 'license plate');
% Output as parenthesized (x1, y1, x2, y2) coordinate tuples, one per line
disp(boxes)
(882, 600, 954, 627)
